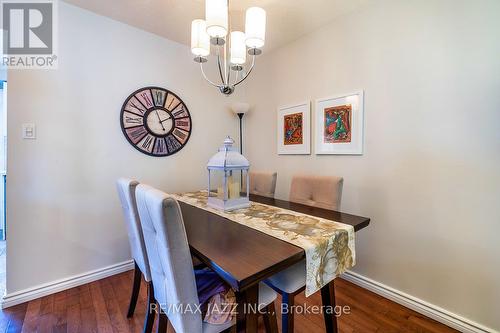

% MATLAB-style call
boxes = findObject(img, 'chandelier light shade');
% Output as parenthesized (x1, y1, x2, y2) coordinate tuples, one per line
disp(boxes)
(230, 31, 246, 65)
(191, 0, 266, 95)
(245, 7, 266, 49)
(205, 0, 228, 38)
(191, 19, 210, 57)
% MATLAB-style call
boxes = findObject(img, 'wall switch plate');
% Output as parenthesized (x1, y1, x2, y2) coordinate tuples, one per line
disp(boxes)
(22, 123, 36, 139)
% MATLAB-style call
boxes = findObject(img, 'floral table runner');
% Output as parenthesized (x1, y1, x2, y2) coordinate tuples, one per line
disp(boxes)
(171, 191, 355, 297)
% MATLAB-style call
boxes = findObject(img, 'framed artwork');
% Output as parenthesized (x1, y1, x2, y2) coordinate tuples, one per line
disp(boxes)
(277, 101, 311, 155)
(315, 91, 364, 155)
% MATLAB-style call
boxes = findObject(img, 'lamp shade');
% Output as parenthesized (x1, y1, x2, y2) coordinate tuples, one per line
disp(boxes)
(245, 7, 266, 48)
(206, 0, 228, 38)
(191, 19, 210, 57)
(230, 31, 246, 65)
(230, 102, 250, 115)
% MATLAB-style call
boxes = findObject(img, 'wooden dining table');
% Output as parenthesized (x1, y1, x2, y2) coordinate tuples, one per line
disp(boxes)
(179, 194, 370, 333)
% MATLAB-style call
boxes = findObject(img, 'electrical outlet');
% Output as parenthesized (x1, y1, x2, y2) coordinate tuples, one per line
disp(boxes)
(22, 123, 36, 139)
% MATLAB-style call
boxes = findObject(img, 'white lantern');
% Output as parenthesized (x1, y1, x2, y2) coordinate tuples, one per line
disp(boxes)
(206, 0, 228, 38)
(191, 19, 210, 57)
(230, 31, 246, 65)
(245, 7, 266, 49)
(207, 136, 250, 211)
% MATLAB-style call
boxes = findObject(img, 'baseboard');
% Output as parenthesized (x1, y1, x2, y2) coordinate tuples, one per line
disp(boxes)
(341, 270, 496, 333)
(1, 260, 134, 309)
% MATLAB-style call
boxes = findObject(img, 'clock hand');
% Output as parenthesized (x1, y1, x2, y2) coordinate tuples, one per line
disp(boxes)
(155, 110, 166, 131)
(160, 115, 172, 123)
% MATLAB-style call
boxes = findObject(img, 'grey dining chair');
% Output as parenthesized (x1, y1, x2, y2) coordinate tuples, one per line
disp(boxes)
(265, 174, 344, 333)
(135, 184, 279, 333)
(116, 178, 155, 333)
(249, 171, 278, 198)
(289, 175, 343, 210)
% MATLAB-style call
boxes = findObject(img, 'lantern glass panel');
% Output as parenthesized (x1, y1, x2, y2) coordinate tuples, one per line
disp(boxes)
(224, 169, 248, 200)
(208, 169, 226, 199)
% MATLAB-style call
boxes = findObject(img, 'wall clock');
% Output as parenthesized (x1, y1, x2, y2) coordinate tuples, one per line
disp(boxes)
(120, 86, 192, 157)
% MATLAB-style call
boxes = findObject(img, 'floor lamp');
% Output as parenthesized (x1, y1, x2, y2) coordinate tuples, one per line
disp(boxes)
(231, 102, 250, 186)
(230, 102, 250, 155)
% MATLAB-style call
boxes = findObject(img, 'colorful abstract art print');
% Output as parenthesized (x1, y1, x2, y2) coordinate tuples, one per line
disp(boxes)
(284, 112, 304, 145)
(315, 91, 364, 155)
(277, 102, 311, 155)
(324, 105, 352, 143)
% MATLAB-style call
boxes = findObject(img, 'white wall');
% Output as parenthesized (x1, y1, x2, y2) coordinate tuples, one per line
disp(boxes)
(246, 0, 500, 330)
(6, 3, 245, 294)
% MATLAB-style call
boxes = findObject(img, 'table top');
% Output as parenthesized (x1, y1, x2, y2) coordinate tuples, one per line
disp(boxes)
(180, 194, 370, 291)
(249, 194, 370, 232)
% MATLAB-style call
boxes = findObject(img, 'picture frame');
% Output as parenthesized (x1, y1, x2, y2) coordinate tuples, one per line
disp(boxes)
(315, 91, 364, 155)
(277, 101, 311, 155)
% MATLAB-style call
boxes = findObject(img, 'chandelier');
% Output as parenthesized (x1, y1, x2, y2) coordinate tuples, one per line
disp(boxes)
(191, 0, 266, 95)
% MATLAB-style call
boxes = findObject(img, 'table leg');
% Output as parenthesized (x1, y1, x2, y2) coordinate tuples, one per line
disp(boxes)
(321, 280, 338, 333)
(235, 284, 259, 333)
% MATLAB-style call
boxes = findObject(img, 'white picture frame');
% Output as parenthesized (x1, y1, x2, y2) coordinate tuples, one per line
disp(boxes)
(315, 91, 364, 155)
(277, 101, 311, 155)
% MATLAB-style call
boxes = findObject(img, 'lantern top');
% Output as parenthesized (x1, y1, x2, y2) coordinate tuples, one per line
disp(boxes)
(207, 136, 250, 170)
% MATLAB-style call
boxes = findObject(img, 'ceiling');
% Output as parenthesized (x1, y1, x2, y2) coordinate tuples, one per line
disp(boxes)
(62, 0, 369, 52)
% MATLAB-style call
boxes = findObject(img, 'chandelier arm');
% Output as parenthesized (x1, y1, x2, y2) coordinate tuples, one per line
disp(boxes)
(225, 6, 230, 84)
(233, 55, 256, 87)
(224, 39, 228, 85)
(232, 66, 241, 86)
(216, 48, 226, 85)
(200, 62, 222, 88)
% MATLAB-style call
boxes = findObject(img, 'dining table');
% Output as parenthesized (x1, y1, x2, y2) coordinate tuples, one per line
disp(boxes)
(179, 193, 370, 333)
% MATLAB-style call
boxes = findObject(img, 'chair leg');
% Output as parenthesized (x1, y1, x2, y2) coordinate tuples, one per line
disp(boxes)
(281, 292, 295, 333)
(263, 303, 278, 333)
(157, 312, 168, 333)
(320, 281, 338, 333)
(143, 282, 155, 333)
(127, 261, 142, 318)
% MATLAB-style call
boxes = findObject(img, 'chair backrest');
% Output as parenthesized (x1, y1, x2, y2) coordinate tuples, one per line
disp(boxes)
(135, 184, 202, 333)
(116, 178, 151, 282)
(249, 171, 277, 198)
(289, 175, 343, 210)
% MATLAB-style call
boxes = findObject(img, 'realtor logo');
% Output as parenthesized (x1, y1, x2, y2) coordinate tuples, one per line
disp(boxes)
(1, 0, 58, 69)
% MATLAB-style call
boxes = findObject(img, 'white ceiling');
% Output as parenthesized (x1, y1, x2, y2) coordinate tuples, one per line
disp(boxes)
(62, 0, 369, 52)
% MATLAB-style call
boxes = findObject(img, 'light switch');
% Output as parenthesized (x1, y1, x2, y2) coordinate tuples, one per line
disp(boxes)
(22, 123, 36, 139)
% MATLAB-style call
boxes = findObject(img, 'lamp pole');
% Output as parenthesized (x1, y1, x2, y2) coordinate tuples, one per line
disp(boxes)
(237, 113, 244, 154)
(230, 102, 250, 185)
(237, 112, 244, 185)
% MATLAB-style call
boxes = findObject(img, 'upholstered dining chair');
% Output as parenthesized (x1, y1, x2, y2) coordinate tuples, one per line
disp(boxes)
(289, 175, 343, 210)
(249, 171, 278, 198)
(116, 178, 155, 333)
(135, 184, 279, 333)
(266, 174, 344, 333)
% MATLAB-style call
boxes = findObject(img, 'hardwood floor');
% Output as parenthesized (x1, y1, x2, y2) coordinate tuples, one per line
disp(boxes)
(0, 270, 458, 333)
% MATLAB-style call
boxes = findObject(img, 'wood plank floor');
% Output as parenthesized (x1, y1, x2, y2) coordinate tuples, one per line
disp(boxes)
(0, 271, 458, 333)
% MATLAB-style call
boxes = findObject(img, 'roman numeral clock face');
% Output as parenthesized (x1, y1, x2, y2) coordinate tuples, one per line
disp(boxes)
(120, 87, 192, 157)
